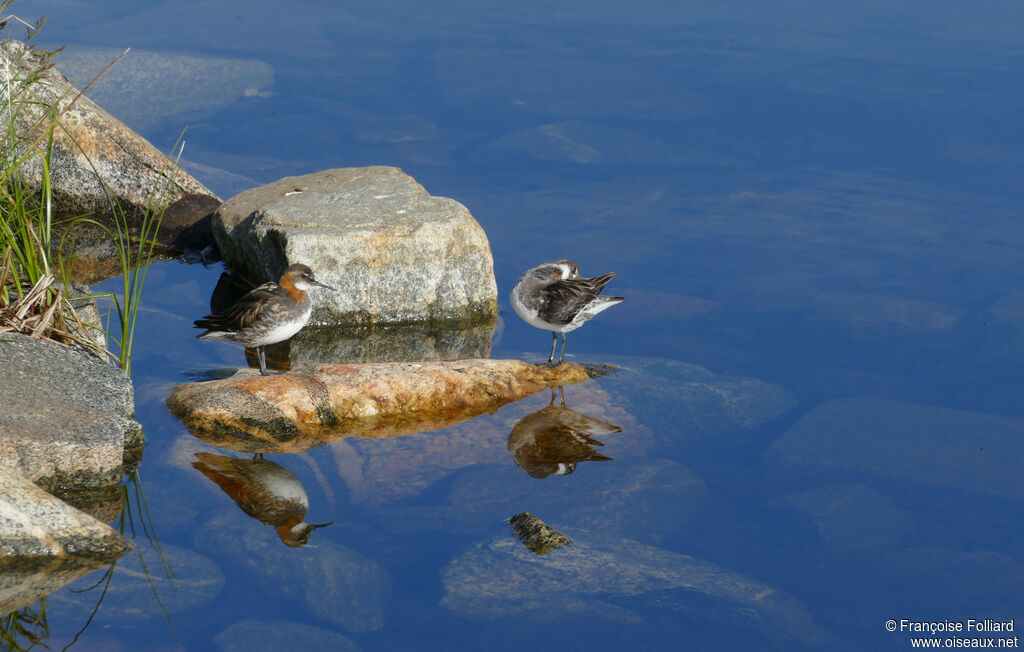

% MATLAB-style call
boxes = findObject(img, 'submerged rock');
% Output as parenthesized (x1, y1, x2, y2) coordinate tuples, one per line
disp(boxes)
(211, 166, 497, 326)
(440, 530, 832, 646)
(774, 484, 914, 555)
(1, 41, 216, 230)
(167, 359, 608, 454)
(598, 356, 797, 445)
(215, 620, 361, 652)
(374, 458, 708, 544)
(509, 512, 571, 555)
(767, 397, 1024, 500)
(48, 542, 225, 620)
(194, 512, 391, 633)
(54, 46, 274, 132)
(0, 333, 143, 493)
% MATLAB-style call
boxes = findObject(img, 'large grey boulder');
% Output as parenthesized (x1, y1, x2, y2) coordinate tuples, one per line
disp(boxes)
(1, 40, 217, 229)
(0, 333, 143, 493)
(211, 167, 498, 326)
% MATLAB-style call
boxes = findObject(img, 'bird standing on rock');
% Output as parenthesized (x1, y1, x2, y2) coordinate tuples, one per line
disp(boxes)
(510, 259, 623, 366)
(194, 263, 334, 375)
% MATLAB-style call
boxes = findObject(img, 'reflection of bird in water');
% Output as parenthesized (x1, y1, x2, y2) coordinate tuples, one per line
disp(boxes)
(194, 264, 334, 375)
(507, 387, 621, 478)
(192, 452, 333, 547)
(510, 259, 623, 366)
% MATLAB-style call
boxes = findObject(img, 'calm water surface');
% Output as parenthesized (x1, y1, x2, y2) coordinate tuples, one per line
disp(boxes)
(11, 0, 1024, 649)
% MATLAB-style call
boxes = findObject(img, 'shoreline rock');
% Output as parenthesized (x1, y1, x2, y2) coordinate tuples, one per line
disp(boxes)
(1, 40, 217, 232)
(0, 465, 131, 562)
(0, 334, 143, 493)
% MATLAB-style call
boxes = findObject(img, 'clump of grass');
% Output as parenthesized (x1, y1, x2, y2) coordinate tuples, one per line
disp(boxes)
(75, 134, 184, 376)
(0, 8, 107, 356)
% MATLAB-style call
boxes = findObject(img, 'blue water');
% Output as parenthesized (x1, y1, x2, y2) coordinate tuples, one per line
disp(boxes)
(10, 0, 1024, 649)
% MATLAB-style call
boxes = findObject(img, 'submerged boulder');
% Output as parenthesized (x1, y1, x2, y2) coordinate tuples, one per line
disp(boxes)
(767, 397, 1024, 500)
(1, 40, 217, 229)
(167, 359, 607, 454)
(211, 166, 498, 326)
(440, 530, 833, 647)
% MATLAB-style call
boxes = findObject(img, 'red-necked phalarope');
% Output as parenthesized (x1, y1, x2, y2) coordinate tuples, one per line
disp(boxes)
(194, 263, 334, 375)
(510, 259, 623, 366)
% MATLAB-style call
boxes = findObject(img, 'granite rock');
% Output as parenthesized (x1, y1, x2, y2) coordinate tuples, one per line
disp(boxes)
(0, 465, 130, 561)
(1, 40, 217, 229)
(211, 166, 497, 326)
(0, 333, 143, 492)
(168, 359, 607, 454)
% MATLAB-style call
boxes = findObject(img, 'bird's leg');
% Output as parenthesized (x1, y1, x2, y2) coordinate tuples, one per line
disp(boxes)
(557, 385, 566, 407)
(257, 346, 270, 375)
(546, 331, 557, 365)
(558, 332, 568, 365)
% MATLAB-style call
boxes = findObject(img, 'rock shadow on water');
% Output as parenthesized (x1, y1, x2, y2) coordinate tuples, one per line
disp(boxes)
(191, 452, 333, 547)
(507, 386, 619, 478)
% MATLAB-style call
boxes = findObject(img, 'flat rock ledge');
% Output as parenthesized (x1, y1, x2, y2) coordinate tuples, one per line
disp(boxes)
(168, 360, 609, 454)
(211, 166, 498, 326)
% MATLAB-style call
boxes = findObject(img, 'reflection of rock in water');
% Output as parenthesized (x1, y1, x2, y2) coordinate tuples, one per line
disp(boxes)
(509, 512, 571, 555)
(210, 270, 495, 365)
(0, 556, 111, 617)
(507, 388, 620, 478)
(192, 453, 332, 547)
(267, 320, 495, 365)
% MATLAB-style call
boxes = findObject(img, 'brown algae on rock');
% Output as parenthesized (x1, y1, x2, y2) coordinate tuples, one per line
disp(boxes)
(509, 512, 571, 555)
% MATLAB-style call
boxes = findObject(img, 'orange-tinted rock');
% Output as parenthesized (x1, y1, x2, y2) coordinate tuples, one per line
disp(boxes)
(167, 359, 611, 454)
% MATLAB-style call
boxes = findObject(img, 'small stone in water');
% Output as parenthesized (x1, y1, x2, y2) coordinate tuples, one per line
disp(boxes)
(509, 512, 571, 555)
